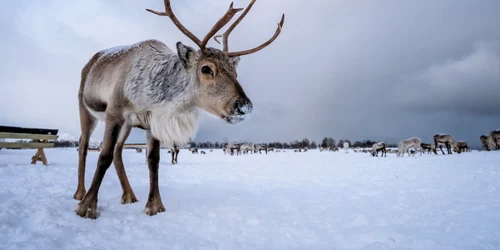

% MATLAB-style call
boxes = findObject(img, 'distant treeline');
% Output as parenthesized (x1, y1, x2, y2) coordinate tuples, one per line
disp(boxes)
(54, 140, 78, 148)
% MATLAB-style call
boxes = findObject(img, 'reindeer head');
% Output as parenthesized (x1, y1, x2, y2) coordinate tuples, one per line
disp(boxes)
(452, 142, 461, 154)
(147, 0, 284, 124)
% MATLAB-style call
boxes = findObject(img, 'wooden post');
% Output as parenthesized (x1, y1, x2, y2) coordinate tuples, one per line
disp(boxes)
(31, 148, 48, 166)
(30, 139, 49, 166)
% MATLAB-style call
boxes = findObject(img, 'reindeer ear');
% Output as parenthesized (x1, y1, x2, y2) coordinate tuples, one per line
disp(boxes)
(176, 42, 198, 69)
(230, 56, 240, 69)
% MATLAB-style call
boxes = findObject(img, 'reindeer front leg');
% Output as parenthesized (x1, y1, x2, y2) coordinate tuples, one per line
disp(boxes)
(174, 149, 179, 164)
(76, 115, 123, 219)
(438, 145, 445, 155)
(171, 150, 176, 164)
(144, 131, 166, 216)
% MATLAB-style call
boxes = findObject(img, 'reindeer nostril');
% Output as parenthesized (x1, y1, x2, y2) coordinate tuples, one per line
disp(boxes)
(232, 101, 246, 115)
(233, 99, 252, 116)
(236, 107, 245, 115)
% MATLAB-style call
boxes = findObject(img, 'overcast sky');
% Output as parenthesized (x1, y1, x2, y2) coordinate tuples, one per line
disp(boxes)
(1, 0, 500, 147)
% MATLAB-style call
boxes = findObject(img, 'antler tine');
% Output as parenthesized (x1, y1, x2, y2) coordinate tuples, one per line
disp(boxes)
(214, 0, 257, 52)
(200, 2, 243, 49)
(146, 0, 203, 48)
(227, 13, 285, 57)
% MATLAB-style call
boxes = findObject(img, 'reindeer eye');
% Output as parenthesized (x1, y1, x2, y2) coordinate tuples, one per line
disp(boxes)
(201, 65, 213, 76)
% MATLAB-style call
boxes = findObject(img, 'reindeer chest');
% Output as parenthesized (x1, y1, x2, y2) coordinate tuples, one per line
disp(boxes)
(125, 107, 199, 146)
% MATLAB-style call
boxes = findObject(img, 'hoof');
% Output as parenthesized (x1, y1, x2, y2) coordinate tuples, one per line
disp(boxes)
(145, 199, 166, 216)
(75, 197, 98, 219)
(121, 192, 139, 204)
(73, 188, 86, 201)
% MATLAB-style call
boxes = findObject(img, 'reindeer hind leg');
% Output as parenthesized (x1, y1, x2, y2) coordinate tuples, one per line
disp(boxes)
(113, 124, 138, 204)
(73, 104, 97, 201)
(76, 114, 123, 219)
(76, 115, 123, 219)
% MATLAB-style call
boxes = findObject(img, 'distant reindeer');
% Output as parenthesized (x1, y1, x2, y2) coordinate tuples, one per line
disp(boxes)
(397, 137, 422, 157)
(371, 142, 386, 157)
(433, 134, 460, 155)
(171, 144, 180, 164)
(456, 141, 470, 153)
(420, 143, 433, 154)
(487, 130, 500, 151)
(239, 143, 254, 154)
(200, 151, 206, 154)
(343, 141, 349, 154)
(73, 0, 285, 219)
(255, 144, 268, 154)
(223, 138, 240, 155)
(480, 135, 489, 151)
(231, 143, 241, 155)
(190, 148, 199, 154)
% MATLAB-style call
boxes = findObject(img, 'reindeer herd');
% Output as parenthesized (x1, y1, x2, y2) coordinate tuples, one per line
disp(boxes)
(180, 129, 500, 161)
(364, 130, 499, 158)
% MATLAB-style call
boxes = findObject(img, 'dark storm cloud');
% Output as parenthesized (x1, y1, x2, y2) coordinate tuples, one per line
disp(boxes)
(1, 0, 500, 148)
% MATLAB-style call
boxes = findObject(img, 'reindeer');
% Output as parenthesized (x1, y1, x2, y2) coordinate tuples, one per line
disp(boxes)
(223, 138, 240, 155)
(480, 135, 489, 151)
(343, 141, 350, 154)
(171, 143, 180, 164)
(433, 134, 460, 155)
(487, 130, 500, 151)
(456, 141, 470, 153)
(200, 150, 206, 154)
(397, 137, 423, 157)
(420, 143, 433, 154)
(239, 143, 254, 154)
(255, 144, 268, 154)
(73, 0, 285, 219)
(190, 147, 199, 154)
(371, 142, 386, 157)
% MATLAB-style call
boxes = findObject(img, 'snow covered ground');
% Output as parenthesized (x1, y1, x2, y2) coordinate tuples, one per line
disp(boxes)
(1, 148, 500, 250)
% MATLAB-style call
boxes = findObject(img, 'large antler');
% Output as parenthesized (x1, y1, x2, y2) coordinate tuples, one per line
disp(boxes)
(214, 0, 257, 52)
(214, 0, 285, 57)
(146, 0, 243, 51)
